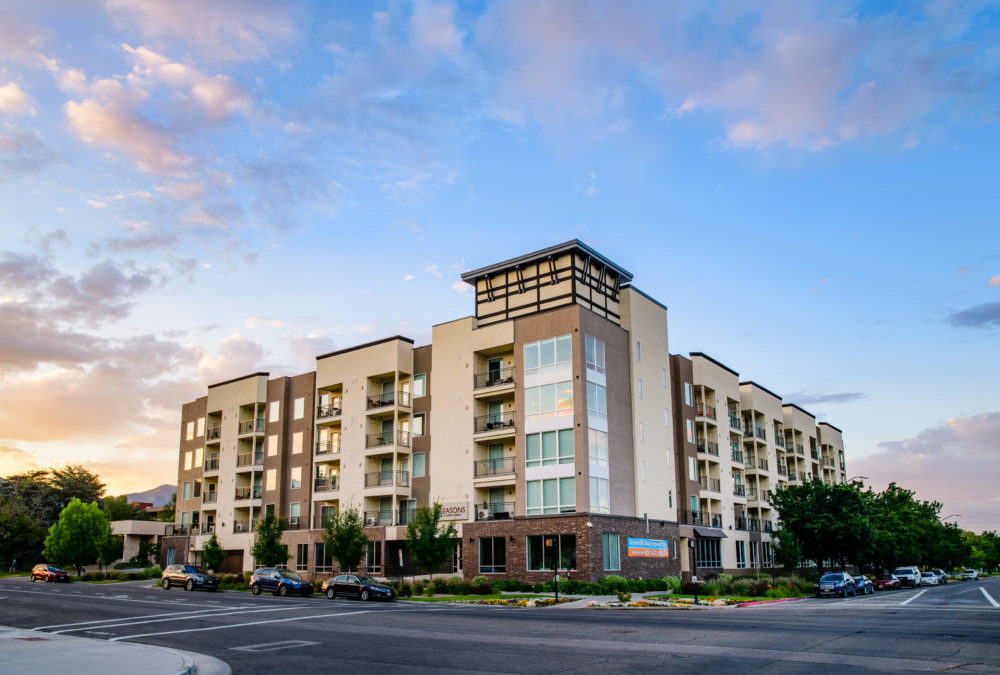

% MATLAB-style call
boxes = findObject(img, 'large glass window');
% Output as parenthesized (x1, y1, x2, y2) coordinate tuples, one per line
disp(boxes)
(182, 482, 191, 500)
(585, 335, 606, 374)
(524, 382, 573, 422)
(602, 533, 620, 571)
(586, 382, 607, 420)
(684, 382, 693, 407)
(762, 541, 773, 567)
(527, 534, 576, 571)
(750, 540, 758, 568)
(290, 466, 302, 490)
(412, 413, 425, 437)
(296, 543, 308, 571)
(479, 537, 507, 574)
(589, 477, 610, 513)
(523, 335, 572, 376)
(526, 477, 575, 515)
(588, 429, 609, 468)
(525, 429, 574, 467)
(696, 538, 721, 568)
(412, 453, 426, 478)
(413, 374, 426, 398)
(366, 541, 382, 573)
(736, 540, 746, 569)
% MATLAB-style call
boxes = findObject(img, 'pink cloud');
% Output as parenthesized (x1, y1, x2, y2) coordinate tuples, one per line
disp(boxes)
(989, 274, 1000, 288)
(0, 82, 35, 116)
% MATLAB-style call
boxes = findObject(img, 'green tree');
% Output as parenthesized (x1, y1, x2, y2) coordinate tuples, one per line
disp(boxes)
(157, 493, 176, 522)
(97, 534, 124, 572)
(201, 533, 225, 572)
(322, 506, 369, 572)
(101, 495, 152, 521)
(50, 465, 106, 504)
(250, 513, 288, 568)
(0, 471, 65, 525)
(772, 527, 803, 573)
(0, 496, 47, 571)
(42, 498, 110, 575)
(405, 502, 458, 579)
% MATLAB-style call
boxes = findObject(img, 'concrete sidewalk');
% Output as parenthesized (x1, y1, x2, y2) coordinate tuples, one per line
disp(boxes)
(0, 626, 230, 675)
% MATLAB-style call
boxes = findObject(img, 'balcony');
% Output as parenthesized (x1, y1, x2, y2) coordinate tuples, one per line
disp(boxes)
(777, 465, 788, 477)
(795, 443, 805, 455)
(748, 488, 771, 503)
(681, 510, 705, 526)
(199, 524, 216, 535)
(202, 491, 217, 504)
(743, 426, 753, 438)
(696, 404, 717, 420)
(204, 458, 219, 472)
(696, 440, 719, 457)
(316, 404, 342, 420)
(475, 501, 515, 520)
(775, 435, 785, 448)
(367, 390, 411, 410)
(755, 426, 766, 441)
(363, 510, 393, 526)
(364, 471, 410, 488)
(756, 458, 769, 471)
(731, 448, 745, 464)
(728, 413, 741, 430)
(822, 457, 835, 468)
(709, 514, 723, 528)
(206, 426, 221, 442)
(232, 520, 256, 534)
(474, 367, 515, 390)
(474, 412, 516, 435)
(315, 440, 341, 456)
(314, 476, 339, 492)
(737, 517, 763, 532)
(287, 516, 301, 530)
(798, 471, 807, 482)
(238, 419, 265, 435)
(733, 484, 746, 497)
(236, 452, 264, 468)
(474, 457, 516, 478)
(810, 449, 819, 460)
(365, 430, 410, 450)
(397, 508, 417, 526)
(234, 486, 262, 500)
(699, 477, 721, 493)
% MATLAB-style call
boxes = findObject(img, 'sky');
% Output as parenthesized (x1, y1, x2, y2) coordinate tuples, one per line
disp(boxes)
(0, 1, 997, 530)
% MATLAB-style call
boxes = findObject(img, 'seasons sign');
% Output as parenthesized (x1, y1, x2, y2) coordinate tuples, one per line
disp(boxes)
(439, 502, 468, 521)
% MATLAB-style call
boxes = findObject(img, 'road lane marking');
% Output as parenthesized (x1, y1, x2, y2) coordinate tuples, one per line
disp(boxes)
(0, 586, 204, 607)
(900, 589, 927, 605)
(230, 640, 320, 652)
(35, 606, 254, 630)
(979, 587, 1000, 608)
(109, 609, 378, 641)
(51, 605, 322, 633)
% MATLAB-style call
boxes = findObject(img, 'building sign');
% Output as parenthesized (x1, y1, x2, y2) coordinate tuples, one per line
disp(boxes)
(627, 537, 669, 558)
(439, 502, 468, 521)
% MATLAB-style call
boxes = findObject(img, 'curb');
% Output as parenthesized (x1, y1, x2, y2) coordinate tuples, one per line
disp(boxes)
(734, 597, 806, 607)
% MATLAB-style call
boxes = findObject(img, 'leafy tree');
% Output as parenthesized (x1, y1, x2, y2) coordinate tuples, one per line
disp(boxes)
(0, 471, 65, 525)
(322, 505, 369, 573)
(772, 527, 803, 573)
(201, 534, 225, 572)
(43, 498, 110, 575)
(250, 513, 288, 568)
(101, 495, 152, 521)
(157, 493, 176, 522)
(97, 534, 124, 573)
(0, 496, 47, 571)
(129, 540, 160, 567)
(50, 465, 106, 504)
(405, 502, 458, 579)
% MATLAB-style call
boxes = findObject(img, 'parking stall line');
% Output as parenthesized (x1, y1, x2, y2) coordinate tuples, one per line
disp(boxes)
(980, 587, 1000, 608)
(900, 589, 927, 606)
(51, 605, 324, 634)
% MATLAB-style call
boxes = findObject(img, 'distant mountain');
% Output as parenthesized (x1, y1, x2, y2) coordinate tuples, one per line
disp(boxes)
(127, 484, 175, 507)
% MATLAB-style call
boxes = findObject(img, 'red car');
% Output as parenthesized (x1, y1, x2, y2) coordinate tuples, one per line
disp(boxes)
(30, 564, 69, 582)
(874, 574, 901, 591)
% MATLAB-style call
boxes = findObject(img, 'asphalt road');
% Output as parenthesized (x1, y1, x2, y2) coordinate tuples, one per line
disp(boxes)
(2, 576, 999, 673)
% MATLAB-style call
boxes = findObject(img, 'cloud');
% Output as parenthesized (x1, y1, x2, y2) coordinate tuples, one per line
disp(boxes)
(0, 124, 57, 178)
(424, 264, 442, 278)
(0, 444, 39, 472)
(245, 316, 288, 330)
(196, 334, 265, 384)
(989, 275, 1000, 288)
(0, 82, 35, 116)
(0, 7, 56, 70)
(404, 274, 415, 281)
(958, 265, 974, 277)
(947, 301, 1000, 328)
(786, 391, 866, 405)
(451, 279, 472, 296)
(410, 0, 464, 55)
(850, 412, 1000, 531)
(100, 222, 180, 252)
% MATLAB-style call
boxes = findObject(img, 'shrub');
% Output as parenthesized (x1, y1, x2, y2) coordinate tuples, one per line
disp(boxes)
(718, 573, 734, 584)
(700, 581, 725, 596)
(108, 571, 128, 581)
(144, 566, 162, 579)
(627, 579, 648, 593)
(597, 575, 629, 594)
(423, 585, 435, 596)
(561, 579, 597, 594)
(446, 576, 465, 595)
(412, 579, 425, 595)
(748, 581, 770, 597)
(616, 590, 632, 603)
(661, 576, 682, 592)
(471, 576, 492, 595)
(433, 577, 448, 594)
(729, 580, 752, 597)
(398, 582, 412, 597)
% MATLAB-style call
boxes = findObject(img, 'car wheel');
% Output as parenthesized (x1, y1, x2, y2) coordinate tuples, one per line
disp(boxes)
(326, 587, 336, 600)
(251, 583, 261, 595)
(185, 579, 195, 592)
(278, 585, 288, 597)
(360, 589, 370, 601)
(162, 578, 171, 590)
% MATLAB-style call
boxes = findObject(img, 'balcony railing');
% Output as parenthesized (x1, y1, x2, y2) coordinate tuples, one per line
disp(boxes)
(238, 419, 265, 434)
(743, 427, 753, 438)
(737, 516, 764, 532)
(364, 471, 410, 488)
(199, 524, 216, 535)
(232, 520, 257, 534)
(757, 458, 769, 471)
(475, 501, 515, 520)
(696, 404, 717, 420)
(474, 456, 516, 478)
(775, 435, 785, 448)
(795, 443, 804, 455)
(317, 404, 342, 419)
(696, 440, 719, 456)
(314, 476, 339, 492)
(798, 471, 807, 482)
(682, 510, 705, 526)
(315, 440, 341, 455)
(287, 516, 301, 530)
(731, 448, 744, 464)
(235, 453, 263, 467)
(234, 486, 262, 500)
(699, 477, 721, 492)
(729, 412, 741, 430)
(810, 449, 819, 460)
(777, 465, 788, 477)
(733, 484, 746, 497)
(206, 426, 221, 441)
(397, 508, 417, 526)
(822, 457, 835, 468)
(367, 390, 411, 410)
(474, 367, 515, 389)
(474, 412, 516, 434)
(363, 510, 393, 526)
(755, 426, 766, 441)
(204, 458, 219, 471)
(202, 492, 217, 504)
(710, 515, 723, 528)
(365, 430, 410, 449)
(748, 489, 771, 502)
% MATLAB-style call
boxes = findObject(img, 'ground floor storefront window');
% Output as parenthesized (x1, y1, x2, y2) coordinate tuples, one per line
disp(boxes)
(527, 534, 576, 571)
(479, 537, 506, 573)
(696, 538, 721, 568)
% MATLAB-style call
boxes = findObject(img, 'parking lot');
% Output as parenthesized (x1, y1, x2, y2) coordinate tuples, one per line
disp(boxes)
(2, 575, 998, 673)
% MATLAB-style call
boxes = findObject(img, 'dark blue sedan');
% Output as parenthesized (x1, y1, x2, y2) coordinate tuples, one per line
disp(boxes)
(249, 568, 314, 597)
(852, 575, 874, 595)
(815, 571, 857, 598)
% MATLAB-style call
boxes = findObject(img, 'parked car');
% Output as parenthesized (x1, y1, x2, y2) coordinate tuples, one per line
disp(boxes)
(893, 566, 922, 588)
(321, 574, 395, 601)
(815, 571, 857, 598)
(920, 571, 939, 586)
(874, 574, 902, 591)
(962, 569, 979, 581)
(930, 569, 948, 585)
(30, 564, 69, 583)
(160, 564, 219, 591)
(249, 568, 314, 597)
(852, 575, 874, 595)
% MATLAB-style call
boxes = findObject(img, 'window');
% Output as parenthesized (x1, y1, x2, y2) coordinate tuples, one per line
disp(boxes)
(686, 419, 694, 443)
(525, 429, 574, 467)
(589, 477, 610, 513)
(183, 451, 192, 471)
(662, 368, 668, 387)
(664, 408, 670, 426)
(588, 429, 609, 468)
(637, 378, 644, 399)
(696, 538, 721, 568)
(526, 477, 575, 515)
(736, 540, 747, 569)
(635, 340, 641, 361)
(296, 543, 308, 571)
(366, 541, 382, 573)
(585, 335, 606, 374)
(290, 466, 302, 490)
(289, 502, 300, 527)
(413, 374, 426, 398)
(527, 534, 576, 571)
(265, 504, 275, 519)
(762, 541, 773, 567)
(750, 540, 758, 568)
(523, 335, 572, 376)
(602, 533, 620, 571)
(196, 417, 205, 437)
(265, 469, 276, 491)
(180, 512, 189, 528)
(639, 422, 645, 442)
(668, 489, 673, 508)
(194, 446, 202, 468)
(267, 434, 278, 456)
(479, 537, 507, 574)
(413, 413, 425, 437)
(524, 381, 573, 422)
(688, 457, 696, 482)
(185, 421, 194, 441)
(269, 400, 280, 421)
(690, 495, 698, 513)
(586, 382, 607, 420)
(292, 397, 304, 420)
(182, 482, 191, 500)
(684, 382, 693, 406)
(292, 431, 303, 454)
(193, 480, 201, 498)
(412, 453, 426, 478)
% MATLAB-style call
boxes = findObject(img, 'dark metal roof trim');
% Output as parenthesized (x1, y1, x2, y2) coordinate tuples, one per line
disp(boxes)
(739, 380, 782, 402)
(460, 239, 633, 285)
(208, 372, 269, 389)
(316, 335, 414, 361)
(690, 352, 739, 377)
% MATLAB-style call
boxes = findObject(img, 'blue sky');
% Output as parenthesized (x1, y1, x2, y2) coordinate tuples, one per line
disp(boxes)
(0, 1, 997, 529)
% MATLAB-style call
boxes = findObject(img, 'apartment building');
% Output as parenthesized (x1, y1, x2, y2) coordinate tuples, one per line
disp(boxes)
(162, 241, 847, 581)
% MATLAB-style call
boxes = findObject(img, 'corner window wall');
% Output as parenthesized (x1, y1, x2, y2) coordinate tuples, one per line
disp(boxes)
(524, 382, 573, 423)
(526, 429, 574, 467)
(584, 335, 606, 374)
(527, 534, 576, 571)
(589, 477, 610, 513)
(526, 477, 575, 515)
(523, 335, 572, 377)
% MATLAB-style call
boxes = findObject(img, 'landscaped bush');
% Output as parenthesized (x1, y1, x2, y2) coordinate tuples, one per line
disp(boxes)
(597, 574, 629, 594)
(445, 576, 466, 595)
(411, 579, 425, 595)
(433, 577, 449, 594)
(718, 573, 734, 584)
(144, 567, 162, 579)
(728, 580, 752, 597)
(661, 576, 682, 592)
(561, 579, 597, 594)
(700, 581, 725, 596)
(471, 575, 492, 594)
(423, 584, 435, 596)
(491, 579, 533, 593)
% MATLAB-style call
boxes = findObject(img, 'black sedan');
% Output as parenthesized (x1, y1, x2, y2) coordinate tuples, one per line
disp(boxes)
(161, 564, 219, 591)
(322, 574, 395, 601)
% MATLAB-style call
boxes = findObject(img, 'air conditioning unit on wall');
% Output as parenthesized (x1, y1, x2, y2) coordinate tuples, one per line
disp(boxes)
(477, 509, 492, 521)
(366, 517, 378, 526)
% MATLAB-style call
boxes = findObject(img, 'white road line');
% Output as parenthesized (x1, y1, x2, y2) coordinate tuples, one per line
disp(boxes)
(979, 586, 1000, 608)
(53, 605, 319, 633)
(900, 589, 927, 605)
(109, 609, 378, 641)
(0, 586, 199, 607)
(230, 640, 320, 652)
(35, 606, 251, 630)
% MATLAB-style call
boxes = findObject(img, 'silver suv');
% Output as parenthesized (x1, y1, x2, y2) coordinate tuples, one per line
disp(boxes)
(893, 566, 922, 588)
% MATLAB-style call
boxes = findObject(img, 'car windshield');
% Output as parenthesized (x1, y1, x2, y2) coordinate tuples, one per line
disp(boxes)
(48, 566, 65, 572)
(893, 568, 911, 575)
(357, 576, 378, 585)
(820, 574, 843, 582)
(852, 576, 864, 581)
(184, 566, 202, 573)
(965, 569, 976, 573)
(279, 571, 302, 581)
(921, 572, 933, 576)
